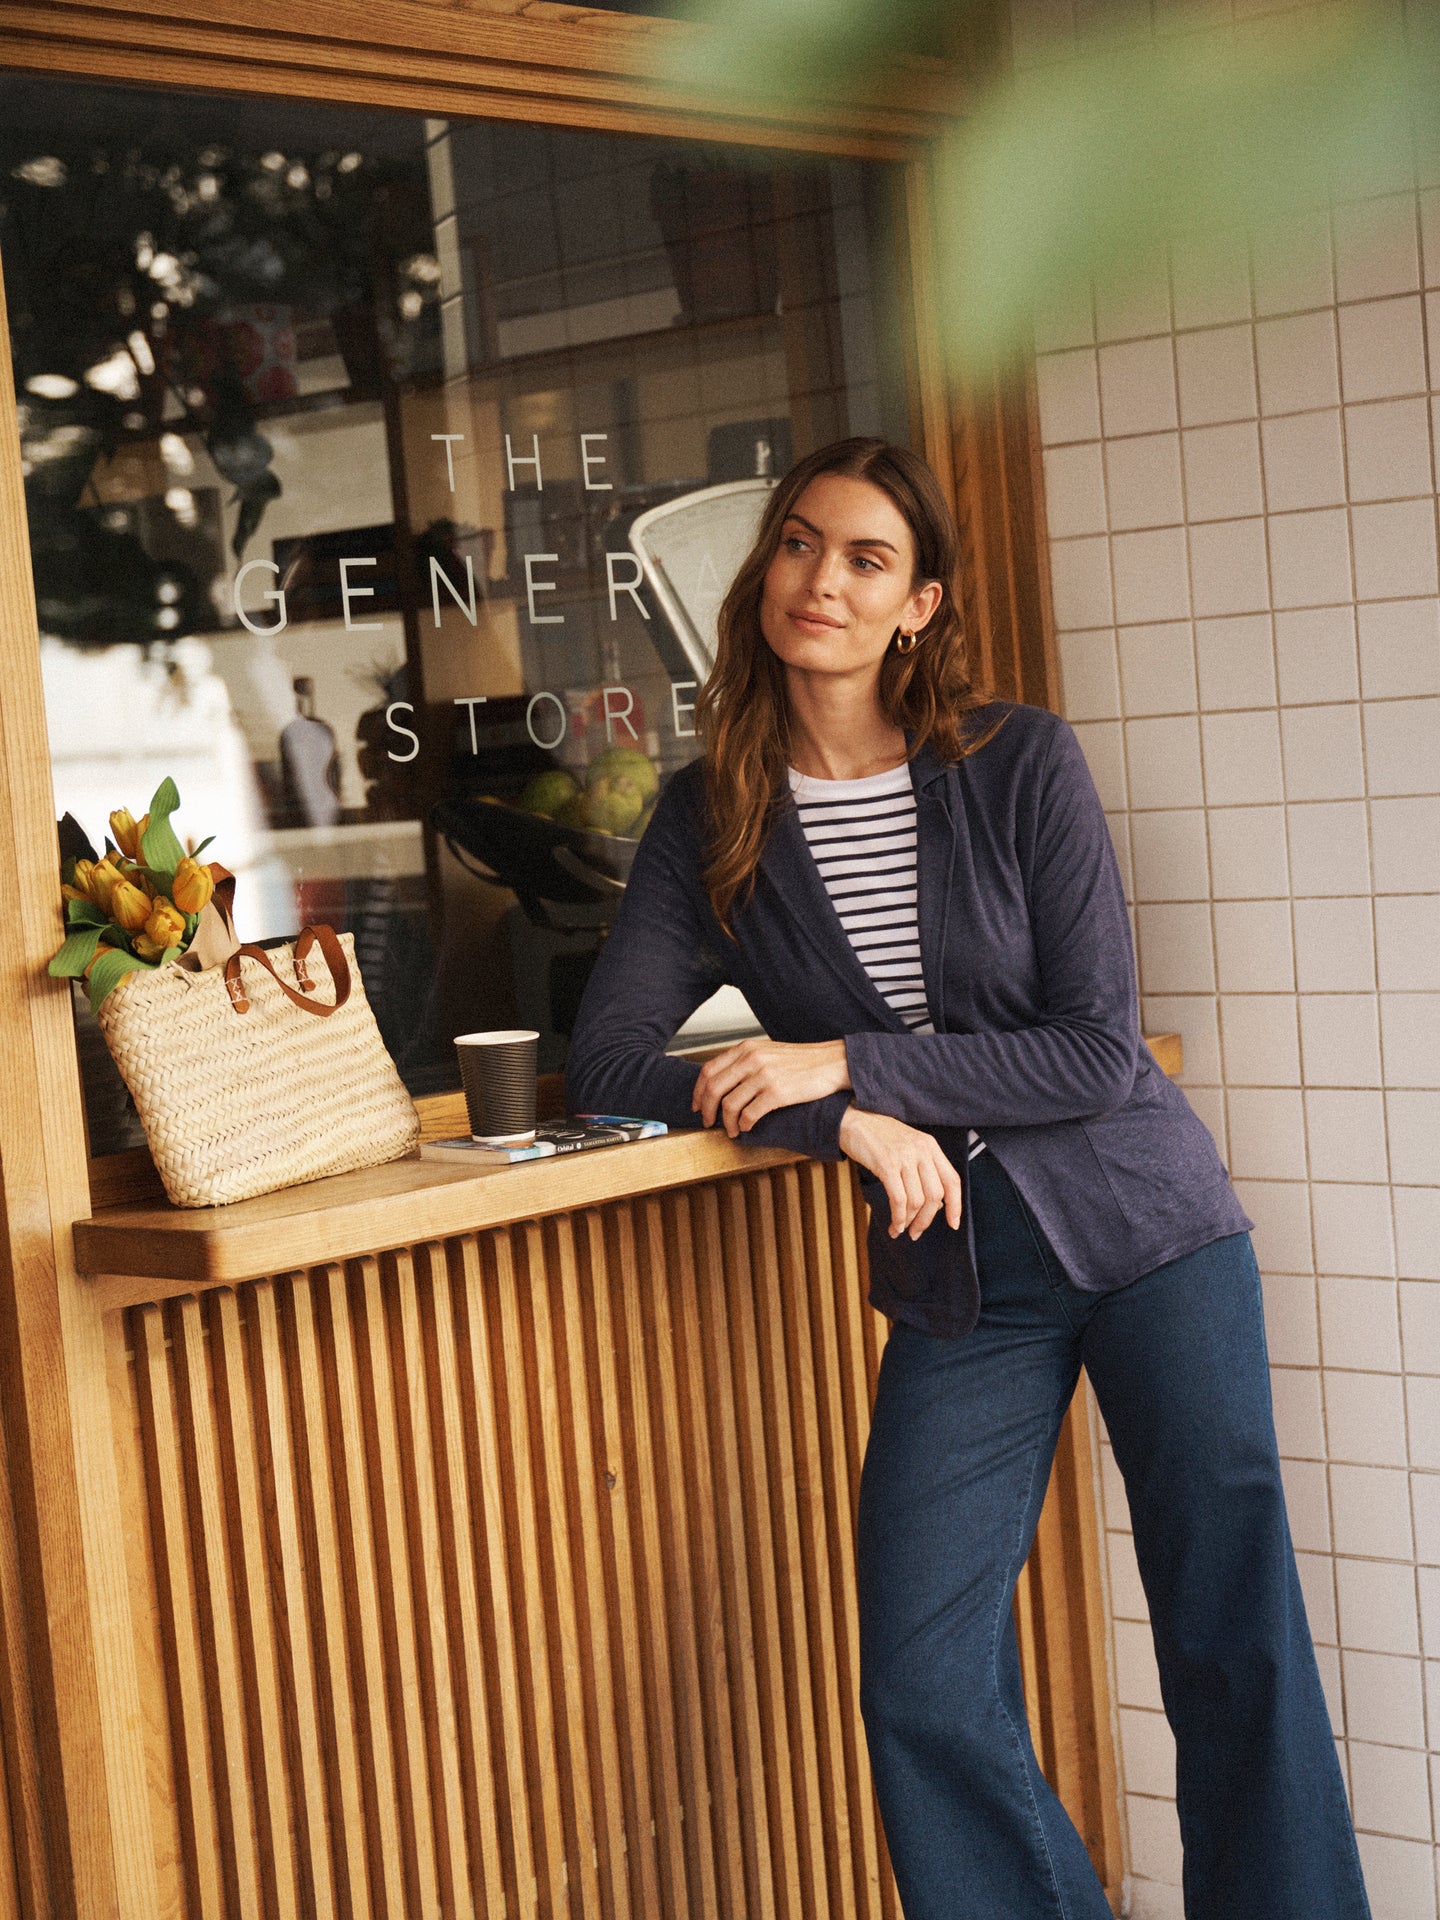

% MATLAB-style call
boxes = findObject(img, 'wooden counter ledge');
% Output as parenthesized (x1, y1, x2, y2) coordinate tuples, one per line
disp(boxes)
(74, 1035, 1183, 1305)
(73, 1129, 802, 1299)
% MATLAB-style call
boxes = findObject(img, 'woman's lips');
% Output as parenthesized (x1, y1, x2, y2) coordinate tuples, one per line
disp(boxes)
(788, 609, 843, 632)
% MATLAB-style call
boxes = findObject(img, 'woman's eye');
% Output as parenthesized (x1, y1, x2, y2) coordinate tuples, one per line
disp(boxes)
(852, 554, 879, 571)
(783, 534, 809, 553)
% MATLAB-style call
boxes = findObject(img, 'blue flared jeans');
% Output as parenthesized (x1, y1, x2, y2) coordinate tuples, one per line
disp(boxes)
(857, 1149, 1371, 1920)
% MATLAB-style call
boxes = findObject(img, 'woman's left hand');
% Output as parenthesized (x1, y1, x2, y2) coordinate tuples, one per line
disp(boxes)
(693, 1037, 850, 1136)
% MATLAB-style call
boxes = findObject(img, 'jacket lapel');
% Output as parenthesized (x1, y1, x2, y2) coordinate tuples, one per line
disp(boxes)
(909, 741, 957, 1034)
(757, 802, 908, 1028)
(755, 743, 957, 1036)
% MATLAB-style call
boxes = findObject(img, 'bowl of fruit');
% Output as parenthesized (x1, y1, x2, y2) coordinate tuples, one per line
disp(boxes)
(432, 746, 661, 927)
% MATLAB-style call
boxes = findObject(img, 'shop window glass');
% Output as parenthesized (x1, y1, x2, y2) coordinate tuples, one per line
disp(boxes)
(0, 74, 908, 1154)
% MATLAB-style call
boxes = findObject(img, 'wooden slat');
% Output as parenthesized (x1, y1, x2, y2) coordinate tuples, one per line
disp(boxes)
(603, 1203, 689, 1914)
(543, 1216, 632, 1920)
(570, 1210, 664, 1919)
(278, 1273, 375, 1920)
(169, 1295, 264, 1919)
(349, 1255, 442, 1920)
(242, 1281, 338, 1920)
(717, 1178, 804, 1920)
(688, 1183, 778, 1920)
(824, 1165, 903, 1920)
(794, 1163, 877, 1919)
(487, 1231, 571, 1912)
(772, 1168, 852, 1913)
(385, 1248, 474, 1920)
(130, 1307, 224, 1920)
(207, 1288, 300, 1920)
(661, 1190, 748, 1920)
(313, 1263, 410, 1919)
(449, 1236, 539, 1920)
(514, 1221, 602, 1920)
(633, 1196, 720, 1918)
(414, 1244, 510, 1920)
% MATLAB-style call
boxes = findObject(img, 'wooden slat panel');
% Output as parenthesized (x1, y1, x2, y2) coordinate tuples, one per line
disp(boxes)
(110, 1157, 1119, 1919)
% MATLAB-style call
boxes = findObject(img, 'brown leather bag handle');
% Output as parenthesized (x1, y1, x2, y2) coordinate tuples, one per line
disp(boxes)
(223, 924, 352, 1017)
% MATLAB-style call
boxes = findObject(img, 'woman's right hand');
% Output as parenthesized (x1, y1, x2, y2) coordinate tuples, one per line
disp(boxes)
(838, 1106, 964, 1240)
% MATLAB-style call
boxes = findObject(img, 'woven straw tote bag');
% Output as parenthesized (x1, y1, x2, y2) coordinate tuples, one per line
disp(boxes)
(98, 922, 420, 1207)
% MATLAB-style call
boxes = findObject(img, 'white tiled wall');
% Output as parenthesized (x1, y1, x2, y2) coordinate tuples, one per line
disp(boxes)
(1023, 11, 1440, 1918)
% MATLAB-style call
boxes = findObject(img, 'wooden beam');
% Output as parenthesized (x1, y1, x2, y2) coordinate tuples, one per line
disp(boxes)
(0, 0, 966, 158)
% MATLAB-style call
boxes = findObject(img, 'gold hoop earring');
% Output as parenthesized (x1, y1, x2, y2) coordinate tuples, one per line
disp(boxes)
(894, 631, 919, 654)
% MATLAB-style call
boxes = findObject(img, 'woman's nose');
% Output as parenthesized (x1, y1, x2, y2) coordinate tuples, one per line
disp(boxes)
(812, 547, 848, 595)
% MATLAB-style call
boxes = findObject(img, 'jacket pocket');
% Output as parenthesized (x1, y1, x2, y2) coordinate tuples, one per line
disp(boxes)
(857, 1168, 968, 1304)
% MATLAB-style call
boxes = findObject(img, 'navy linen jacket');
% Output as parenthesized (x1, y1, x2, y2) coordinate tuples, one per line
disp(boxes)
(565, 700, 1250, 1338)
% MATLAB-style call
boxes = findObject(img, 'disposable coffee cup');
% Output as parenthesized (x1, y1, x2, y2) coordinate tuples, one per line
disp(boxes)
(455, 1029, 539, 1144)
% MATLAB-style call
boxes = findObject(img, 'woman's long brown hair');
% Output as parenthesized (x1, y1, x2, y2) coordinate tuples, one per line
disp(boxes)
(696, 436, 995, 934)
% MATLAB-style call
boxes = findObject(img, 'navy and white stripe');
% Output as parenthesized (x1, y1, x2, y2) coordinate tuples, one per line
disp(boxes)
(790, 763, 984, 1160)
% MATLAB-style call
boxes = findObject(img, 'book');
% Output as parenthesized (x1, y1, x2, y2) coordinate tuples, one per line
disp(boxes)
(420, 1115, 668, 1165)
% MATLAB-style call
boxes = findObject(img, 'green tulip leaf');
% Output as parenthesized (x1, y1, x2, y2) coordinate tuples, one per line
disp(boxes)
(189, 836, 216, 859)
(85, 946, 149, 1014)
(65, 897, 109, 928)
(48, 925, 103, 978)
(140, 776, 187, 876)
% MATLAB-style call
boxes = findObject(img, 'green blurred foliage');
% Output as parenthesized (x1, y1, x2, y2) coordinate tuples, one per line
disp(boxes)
(668, 0, 1436, 367)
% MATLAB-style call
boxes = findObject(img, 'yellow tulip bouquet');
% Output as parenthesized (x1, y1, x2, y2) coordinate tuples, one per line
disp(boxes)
(48, 777, 220, 1011)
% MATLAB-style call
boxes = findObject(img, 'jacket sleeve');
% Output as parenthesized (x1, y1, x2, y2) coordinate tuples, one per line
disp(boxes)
(565, 777, 852, 1160)
(844, 719, 1140, 1129)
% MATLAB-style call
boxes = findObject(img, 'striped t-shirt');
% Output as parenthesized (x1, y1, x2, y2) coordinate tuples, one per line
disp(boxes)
(789, 762, 984, 1160)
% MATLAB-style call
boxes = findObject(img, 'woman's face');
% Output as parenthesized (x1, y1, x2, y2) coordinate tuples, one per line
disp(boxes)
(758, 473, 943, 691)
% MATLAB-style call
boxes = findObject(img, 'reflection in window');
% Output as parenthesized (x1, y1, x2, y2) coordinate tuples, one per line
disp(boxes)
(1, 75, 908, 1153)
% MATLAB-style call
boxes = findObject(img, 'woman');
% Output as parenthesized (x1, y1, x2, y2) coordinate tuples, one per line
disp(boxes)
(565, 438, 1371, 1919)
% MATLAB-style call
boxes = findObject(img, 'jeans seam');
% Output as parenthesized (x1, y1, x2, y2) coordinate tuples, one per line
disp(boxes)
(988, 1403, 1075, 1920)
